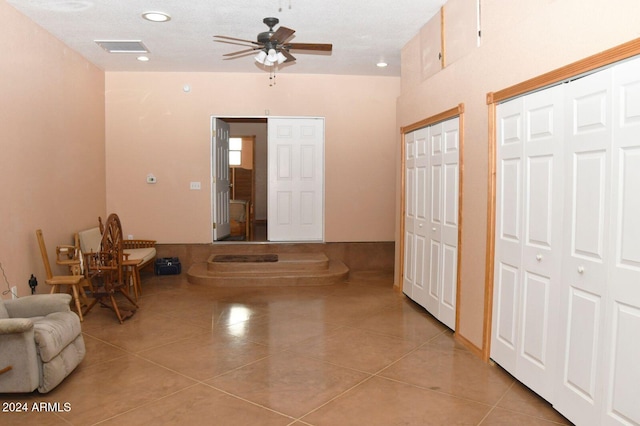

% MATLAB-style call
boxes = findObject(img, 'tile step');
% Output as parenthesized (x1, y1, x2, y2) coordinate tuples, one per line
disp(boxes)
(187, 255, 349, 287)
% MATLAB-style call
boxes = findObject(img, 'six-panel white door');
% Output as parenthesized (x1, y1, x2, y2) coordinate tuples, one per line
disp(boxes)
(267, 118, 324, 242)
(601, 57, 640, 426)
(492, 85, 564, 401)
(212, 118, 230, 240)
(404, 127, 430, 307)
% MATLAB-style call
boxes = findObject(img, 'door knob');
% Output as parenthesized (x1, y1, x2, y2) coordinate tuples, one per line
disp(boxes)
(536, 254, 543, 261)
(577, 266, 585, 274)
(432, 227, 436, 231)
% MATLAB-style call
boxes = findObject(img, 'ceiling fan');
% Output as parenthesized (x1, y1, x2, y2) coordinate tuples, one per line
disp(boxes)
(214, 17, 332, 67)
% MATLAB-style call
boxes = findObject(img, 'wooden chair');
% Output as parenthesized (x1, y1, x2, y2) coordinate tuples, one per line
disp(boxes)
(35, 229, 86, 321)
(83, 213, 138, 323)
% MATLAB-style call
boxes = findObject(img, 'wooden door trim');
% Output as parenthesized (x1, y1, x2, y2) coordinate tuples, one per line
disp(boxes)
(483, 37, 640, 362)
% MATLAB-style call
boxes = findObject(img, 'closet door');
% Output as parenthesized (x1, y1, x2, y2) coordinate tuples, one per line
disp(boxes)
(492, 86, 564, 400)
(554, 67, 613, 425)
(404, 127, 430, 308)
(601, 58, 640, 426)
(426, 118, 460, 329)
(404, 117, 459, 329)
(403, 130, 416, 299)
(518, 86, 564, 400)
(492, 96, 524, 374)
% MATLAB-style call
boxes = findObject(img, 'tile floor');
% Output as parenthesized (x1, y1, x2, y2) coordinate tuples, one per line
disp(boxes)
(1, 270, 571, 425)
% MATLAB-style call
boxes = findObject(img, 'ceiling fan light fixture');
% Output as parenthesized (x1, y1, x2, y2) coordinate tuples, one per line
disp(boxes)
(255, 50, 268, 64)
(142, 11, 171, 22)
(266, 49, 278, 63)
(276, 52, 287, 65)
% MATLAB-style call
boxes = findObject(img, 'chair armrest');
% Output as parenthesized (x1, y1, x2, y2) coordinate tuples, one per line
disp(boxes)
(3, 294, 71, 318)
(56, 244, 78, 262)
(122, 240, 156, 249)
(0, 318, 34, 334)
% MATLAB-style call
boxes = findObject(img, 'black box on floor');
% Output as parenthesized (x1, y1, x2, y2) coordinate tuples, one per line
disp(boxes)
(154, 257, 181, 275)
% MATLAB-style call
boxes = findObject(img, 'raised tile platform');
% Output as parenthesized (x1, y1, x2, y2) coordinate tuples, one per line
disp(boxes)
(187, 252, 349, 287)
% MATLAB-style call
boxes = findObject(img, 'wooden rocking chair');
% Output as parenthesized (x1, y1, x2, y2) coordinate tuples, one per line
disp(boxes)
(83, 213, 138, 323)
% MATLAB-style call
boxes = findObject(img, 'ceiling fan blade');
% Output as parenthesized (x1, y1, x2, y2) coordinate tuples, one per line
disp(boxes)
(281, 49, 296, 63)
(214, 35, 261, 46)
(223, 47, 260, 57)
(286, 43, 333, 52)
(270, 26, 295, 44)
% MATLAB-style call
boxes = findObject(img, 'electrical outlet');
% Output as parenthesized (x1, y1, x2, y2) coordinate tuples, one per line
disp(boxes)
(190, 181, 201, 190)
(128, 234, 134, 240)
(11, 286, 17, 299)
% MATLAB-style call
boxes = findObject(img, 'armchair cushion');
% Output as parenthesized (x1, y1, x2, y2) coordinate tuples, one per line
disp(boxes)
(4, 293, 72, 318)
(34, 311, 82, 362)
(0, 294, 84, 393)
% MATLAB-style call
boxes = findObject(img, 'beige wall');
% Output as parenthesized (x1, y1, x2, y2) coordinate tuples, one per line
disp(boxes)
(396, 0, 640, 350)
(105, 73, 400, 243)
(0, 1, 106, 298)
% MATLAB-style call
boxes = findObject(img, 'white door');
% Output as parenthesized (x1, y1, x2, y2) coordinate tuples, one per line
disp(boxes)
(554, 68, 612, 425)
(268, 118, 324, 241)
(212, 118, 230, 240)
(492, 85, 564, 401)
(601, 57, 640, 426)
(516, 86, 564, 401)
(491, 56, 640, 426)
(403, 130, 417, 300)
(403, 117, 459, 330)
(436, 118, 460, 329)
(403, 127, 430, 306)
(492, 96, 525, 375)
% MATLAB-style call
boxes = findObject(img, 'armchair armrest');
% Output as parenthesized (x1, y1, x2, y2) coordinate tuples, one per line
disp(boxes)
(3, 294, 72, 318)
(0, 318, 33, 334)
(122, 240, 156, 249)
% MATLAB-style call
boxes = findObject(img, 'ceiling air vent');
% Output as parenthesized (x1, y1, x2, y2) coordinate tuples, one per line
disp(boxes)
(95, 40, 149, 53)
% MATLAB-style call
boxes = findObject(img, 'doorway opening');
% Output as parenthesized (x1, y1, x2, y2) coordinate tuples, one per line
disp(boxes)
(217, 118, 267, 242)
(211, 116, 325, 243)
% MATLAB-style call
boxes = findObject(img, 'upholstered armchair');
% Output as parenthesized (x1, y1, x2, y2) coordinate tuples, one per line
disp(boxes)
(0, 293, 85, 393)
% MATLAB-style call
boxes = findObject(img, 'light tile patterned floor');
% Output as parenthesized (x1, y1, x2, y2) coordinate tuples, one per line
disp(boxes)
(0, 271, 571, 425)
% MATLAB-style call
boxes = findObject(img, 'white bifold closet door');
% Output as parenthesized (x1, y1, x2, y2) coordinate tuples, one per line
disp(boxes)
(555, 56, 640, 426)
(493, 55, 640, 426)
(492, 84, 564, 402)
(404, 117, 459, 330)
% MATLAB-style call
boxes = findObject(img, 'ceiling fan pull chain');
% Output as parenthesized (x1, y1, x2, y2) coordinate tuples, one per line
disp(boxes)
(278, 0, 292, 12)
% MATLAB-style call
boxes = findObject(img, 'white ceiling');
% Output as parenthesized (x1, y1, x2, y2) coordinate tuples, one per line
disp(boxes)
(6, 0, 447, 76)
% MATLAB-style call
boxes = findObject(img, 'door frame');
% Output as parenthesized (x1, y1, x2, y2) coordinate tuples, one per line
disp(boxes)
(211, 115, 326, 243)
(483, 38, 640, 362)
(400, 103, 465, 333)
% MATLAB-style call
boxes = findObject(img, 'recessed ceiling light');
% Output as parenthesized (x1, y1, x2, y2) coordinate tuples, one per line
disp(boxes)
(137, 56, 150, 62)
(376, 61, 388, 68)
(142, 11, 171, 22)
